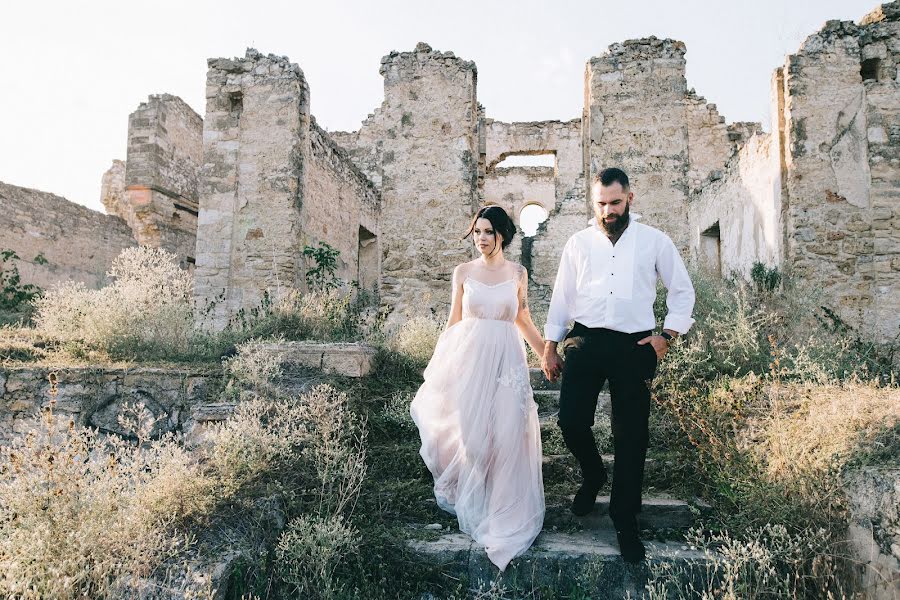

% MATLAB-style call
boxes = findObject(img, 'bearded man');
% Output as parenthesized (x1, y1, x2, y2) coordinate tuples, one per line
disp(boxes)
(541, 167, 696, 563)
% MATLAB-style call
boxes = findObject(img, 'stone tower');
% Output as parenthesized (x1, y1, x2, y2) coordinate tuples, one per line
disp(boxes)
(584, 38, 693, 250)
(193, 50, 311, 328)
(376, 43, 480, 319)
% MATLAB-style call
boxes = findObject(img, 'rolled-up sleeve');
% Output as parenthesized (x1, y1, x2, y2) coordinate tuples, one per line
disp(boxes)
(544, 238, 576, 342)
(657, 237, 695, 334)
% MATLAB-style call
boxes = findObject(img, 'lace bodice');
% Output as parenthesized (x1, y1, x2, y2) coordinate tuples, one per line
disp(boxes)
(462, 277, 519, 322)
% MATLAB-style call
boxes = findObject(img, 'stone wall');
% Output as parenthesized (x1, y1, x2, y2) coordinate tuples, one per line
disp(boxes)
(688, 68, 785, 280)
(585, 38, 693, 251)
(858, 4, 900, 341)
(328, 108, 384, 189)
(0, 366, 223, 447)
(688, 133, 783, 278)
(483, 166, 556, 272)
(100, 159, 126, 218)
(305, 120, 381, 292)
(103, 95, 203, 266)
(483, 166, 556, 218)
(376, 43, 480, 320)
(483, 119, 583, 202)
(685, 3, 900, 342)
(845, 467, 900, 600)
(684, 94, 743, 193)
(529, 176, 590, 309)
(481, 119, 587, 312)
(584, 39, 753, 254)
(0, 181, 137, 290)
(193, 49, 382, 330)
(781, 12, 899, 338)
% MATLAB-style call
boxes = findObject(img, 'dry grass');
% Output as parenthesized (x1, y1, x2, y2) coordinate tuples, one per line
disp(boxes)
(0, 380, 214, 599)
(390, 314, 443, 365)
(34, 247, 194, 357)
(0, 357, 368, 599)
(746, 380, 899, 481)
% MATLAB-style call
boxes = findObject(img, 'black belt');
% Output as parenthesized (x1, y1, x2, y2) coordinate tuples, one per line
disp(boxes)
(569, 322, 652, 340)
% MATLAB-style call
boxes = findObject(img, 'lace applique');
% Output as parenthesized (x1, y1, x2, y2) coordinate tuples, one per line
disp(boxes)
(497, 366, 536, 417)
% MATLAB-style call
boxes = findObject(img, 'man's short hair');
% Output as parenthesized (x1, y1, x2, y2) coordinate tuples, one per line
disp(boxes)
(595, 167, 630, 190)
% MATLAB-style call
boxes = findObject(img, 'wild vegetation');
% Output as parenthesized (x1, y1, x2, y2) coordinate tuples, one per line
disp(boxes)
(0, 248, 897, 598)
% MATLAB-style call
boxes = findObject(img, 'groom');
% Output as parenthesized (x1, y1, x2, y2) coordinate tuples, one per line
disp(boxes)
(541, 167, 695, 563)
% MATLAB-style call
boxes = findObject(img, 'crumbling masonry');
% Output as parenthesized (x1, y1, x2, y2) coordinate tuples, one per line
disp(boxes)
(1, 2, 897, 340)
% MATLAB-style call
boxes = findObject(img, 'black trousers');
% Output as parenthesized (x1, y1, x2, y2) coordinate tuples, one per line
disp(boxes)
(557, 322, 657, 526)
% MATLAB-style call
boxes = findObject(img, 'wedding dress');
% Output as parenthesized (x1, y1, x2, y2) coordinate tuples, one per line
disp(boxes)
(410, 275, 545, 571)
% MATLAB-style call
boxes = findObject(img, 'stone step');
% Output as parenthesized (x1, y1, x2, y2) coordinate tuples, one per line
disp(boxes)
(253, 341, 376, 377)
(409, 529, 714, 597)
(549, 496, 699, 531)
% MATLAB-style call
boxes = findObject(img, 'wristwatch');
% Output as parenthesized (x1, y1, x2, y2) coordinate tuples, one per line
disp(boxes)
(660, 331, 675, 342)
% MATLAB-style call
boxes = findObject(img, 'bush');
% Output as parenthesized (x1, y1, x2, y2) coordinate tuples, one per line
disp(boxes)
(749, 261, 782, 293)
(34, 247, 193, 359)
(28, 246, 381, 364)
(275, 514, 358, 600)
(232, 287, 381, 345)
(390, 314, 443, 365)
(644, 269, 899, 596)
(0, 367, 369, 598)
(654, 269, 897, 389)
(208, 382, 367, 512)
(645, 524, 852, 599)
(0, 249, 43, 325)
(301, 242, 341, 291)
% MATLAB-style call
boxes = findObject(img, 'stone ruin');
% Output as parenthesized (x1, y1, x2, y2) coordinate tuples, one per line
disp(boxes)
(1, 2, 897, 341)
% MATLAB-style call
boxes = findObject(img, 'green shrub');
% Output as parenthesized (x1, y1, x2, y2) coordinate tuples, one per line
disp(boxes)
(302, 241, 341, 291)
(0, 249, 43, 324)
(749, 261, 782, 293)
(275, 514, 358, 600)
(231, 287, 381, 345)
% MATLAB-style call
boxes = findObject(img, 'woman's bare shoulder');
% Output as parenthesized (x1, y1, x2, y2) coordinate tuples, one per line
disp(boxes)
(508, 262, 528, 280)
(453, 260, 478, 281)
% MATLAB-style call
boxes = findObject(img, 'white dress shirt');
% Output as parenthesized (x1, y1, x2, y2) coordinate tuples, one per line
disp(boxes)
(544, 215, 696, 342)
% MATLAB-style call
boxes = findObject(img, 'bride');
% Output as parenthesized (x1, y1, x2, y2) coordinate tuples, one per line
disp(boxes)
(410, 205, 546, 571)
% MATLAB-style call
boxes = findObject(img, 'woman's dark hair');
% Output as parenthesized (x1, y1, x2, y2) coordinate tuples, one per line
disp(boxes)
(463, 205, 516, 255)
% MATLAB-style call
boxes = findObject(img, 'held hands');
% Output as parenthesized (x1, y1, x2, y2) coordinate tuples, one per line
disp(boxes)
(637, 335, 669, 360)
(541, 342, 564, 383)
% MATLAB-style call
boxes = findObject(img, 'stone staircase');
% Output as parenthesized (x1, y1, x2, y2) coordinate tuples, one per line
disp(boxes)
(408, 368, 714, 597)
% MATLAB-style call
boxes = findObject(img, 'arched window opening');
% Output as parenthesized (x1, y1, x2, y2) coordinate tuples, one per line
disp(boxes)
(519, 204, 549, 237)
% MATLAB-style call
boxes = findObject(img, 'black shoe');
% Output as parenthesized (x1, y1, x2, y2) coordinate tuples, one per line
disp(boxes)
(570, 471, 607, 516)
(615, 521, 646, 563)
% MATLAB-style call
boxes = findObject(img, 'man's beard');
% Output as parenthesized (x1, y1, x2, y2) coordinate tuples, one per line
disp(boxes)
(599, 204, 630, 236)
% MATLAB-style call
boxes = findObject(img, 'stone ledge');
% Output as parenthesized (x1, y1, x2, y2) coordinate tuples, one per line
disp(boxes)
(254, 341, 377, 378)
(410, 530, 714, 596)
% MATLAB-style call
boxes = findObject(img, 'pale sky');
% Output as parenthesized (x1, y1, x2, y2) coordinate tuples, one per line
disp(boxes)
(0, 0, 879, 213)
